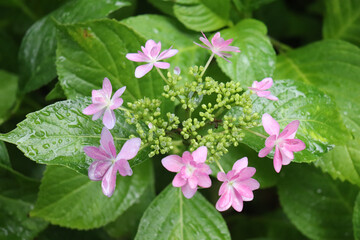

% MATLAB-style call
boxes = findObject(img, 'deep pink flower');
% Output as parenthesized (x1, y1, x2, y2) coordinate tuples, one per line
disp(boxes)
(216, 157, 260, 212)
(258, 113, 306, 173)
(82, 78, 125, 129)
(194, 32, 240, 62)
(248, 77, 278, 101)
(161, 146, 212, 199)
(126, 40, 178, 78)
(84, 127, 141, 197)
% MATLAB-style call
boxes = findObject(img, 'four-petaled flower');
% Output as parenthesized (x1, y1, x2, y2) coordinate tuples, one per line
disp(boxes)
(194, 32, 240, 62)
(82, 78, 125, 129)
(248, 77, 278, 101)
(216, 157, 260, 212)
(258, 113, 306, 173)
(161, 146, 212, 199)
(126, 39, 178, 78)
(84, 127, 141, 197)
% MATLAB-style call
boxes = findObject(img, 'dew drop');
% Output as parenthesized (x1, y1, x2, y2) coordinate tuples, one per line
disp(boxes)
(43, 143, 50, 149)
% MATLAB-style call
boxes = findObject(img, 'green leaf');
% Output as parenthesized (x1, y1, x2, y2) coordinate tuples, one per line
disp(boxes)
(147, 0, 175, 16)
(210, 144, 278, 188)
(135, 185, 231, 240)
(122, 14, 208, 74)
(323, 0, 360, 46)
(217, 19, 276, 87)
(173, 0, 230, 32)
(45, 82, 66, 101)
(0, 141, 10, 167)
(0, 196, 48, 240)
(316, 138, 360, 187)
(56, 19, 164, 102)
(228, 79, 350, 163)
(18, 0, 134, 93)
(274, 40, 360, 138)
(31, 160, 153, 229)
(0, 70, 18, 124)
(278, 164, 358, 240)
(354, 192, 360, 240)
(232, 0, 275, 13)
(0, 98, 149, 175)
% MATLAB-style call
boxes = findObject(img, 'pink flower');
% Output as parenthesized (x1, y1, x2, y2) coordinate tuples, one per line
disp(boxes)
(82, 78, 125, 129)
(216, 157, 260, 212)
(194, 32, 240, 62)
(161, 146, 212, 199)
(258, 113, 306, 173)
(248, 77, 278, 101)
(84, 127, 141, 197)
(126, 39, 178, 78)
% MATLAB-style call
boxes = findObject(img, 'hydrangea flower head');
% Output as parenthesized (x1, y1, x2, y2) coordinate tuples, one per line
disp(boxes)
(216, 157, 260, 212)
(258, 113, 306, 173)
(126, 40, 178, 78)
(194, 32, 240, 62)
(161, 146, 212, 199)
(248, 77, 278, 101)
(84, 127, 141, 197)
(82, 77, 125, 129)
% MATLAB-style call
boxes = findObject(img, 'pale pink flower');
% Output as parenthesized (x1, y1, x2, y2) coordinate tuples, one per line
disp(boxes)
(84, 127, 141, 197)
(248, 77, 278, 101)
(258, 113, 306, 173)
(126, 39, 178, 78)
(161, 146, 212, 199)
(194, 32, 240, 62)
(82, 78, 125, 129)
(216, 157, 260, 212)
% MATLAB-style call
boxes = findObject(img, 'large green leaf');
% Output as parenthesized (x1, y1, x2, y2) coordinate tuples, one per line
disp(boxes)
(316, 138, 360, 187)
(56, 19, 164, 102)
(216, 19, 276, 87)
(354, 192, 360, 240)
(135, 185, 231, 240)
(18, 0, 133, 93)
(278, 164, 358, 240)
(0, 70, 18, 124)
(31, 160, 152, 229)
(274, 40, 360, 138)
(122, 14, 207, 73)
(228, 79, 350, 163)
(323, 0, 360, 46)
(0, 141, 10, 167)
(173, 0, 231, 32)
(0, 98, 149, 175)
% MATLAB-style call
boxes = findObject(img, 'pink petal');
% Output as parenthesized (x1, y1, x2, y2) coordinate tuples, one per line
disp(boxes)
(191, 146, 207, 163)
(194, 41, 211, 50)
(102, 108, 116, 129)
(199, 32, 212, 48)
(216, 188, 232, 212)
(273, 147, 282, 173)
(218, 182, 228, 195)
(188, 175, 198, 189)
(157, 48, 178, 60)
(280, 146, 294, 159)
(181, 151, 193, 164)
(279, 120, 300, 139)
(258, 146, 273, 158)
(174, 67, 181, 75)
(101, 165, 117, 197)
(257, 77, 273, 90)
(84, 146, 111, 161)
(145, 39, 157, 52)
(232, 190, 244, 212)
(154, 62, 170, 69)
(116, 138, 141, 161)
(250, 80, 259, 89)
(102, 78, 112, 99)
(265, 135, 277, 148)
(112, 86, 126, 99)
(236, 167, 256, 181)
(197, 173, 211, 188)
(110, 98, 123, 110)
(135, 63, 154, 78)
(150, 42, 161, 59)
(217, 172, 227, 182)
(91, 89, 106, 104)
(233, 183, 253, 200)
(126, 53, 148, 62)
(173, 173, 186, 187)
(162, 155, 183, 172)
(281, 151, 292, 165)
(284, 139, 306, 152)
(262, 113, 280, 136)
(241, 178, 260, 191)
(181, 183, 197, 199)
(92, 109, 105, 121)
(88, 160, 112, 181)
(265, 94, 279, 101)
(100, 127, 117, 158)
(115, 159, 133, 176)
(232, 157, 248, 173)
(82, 103, 105, 115)
(256, 91, 271, 97)
(211, 32, 221, 47)
(220, 45, 240, 52)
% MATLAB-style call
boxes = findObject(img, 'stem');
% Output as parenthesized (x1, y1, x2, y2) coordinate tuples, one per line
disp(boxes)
(200, 53, 215, 77)
(156, 67, 170, 85)
(215, 159, 225, 173)
(118, 106, 133, 113)
(269, 36, 292, 53)
(245, 129, 267, 139)
(17, 0, 38, 21)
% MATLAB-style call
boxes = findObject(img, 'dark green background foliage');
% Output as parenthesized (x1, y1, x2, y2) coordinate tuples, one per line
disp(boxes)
(0, 0, 360, 239)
